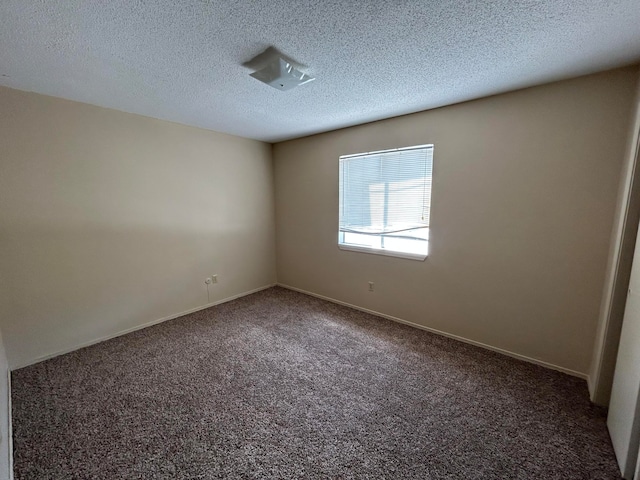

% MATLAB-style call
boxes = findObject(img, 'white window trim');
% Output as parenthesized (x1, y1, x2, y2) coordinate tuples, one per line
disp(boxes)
(337, 242, 428, 261)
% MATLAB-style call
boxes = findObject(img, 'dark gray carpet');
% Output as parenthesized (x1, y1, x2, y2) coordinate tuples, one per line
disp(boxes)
(12, 287, 621, 479)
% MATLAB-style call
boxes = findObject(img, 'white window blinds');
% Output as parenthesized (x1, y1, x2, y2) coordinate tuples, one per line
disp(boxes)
(338, 145, 433, 259)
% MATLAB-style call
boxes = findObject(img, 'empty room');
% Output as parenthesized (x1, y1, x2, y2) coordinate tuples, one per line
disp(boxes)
(2, 1, 640, 479)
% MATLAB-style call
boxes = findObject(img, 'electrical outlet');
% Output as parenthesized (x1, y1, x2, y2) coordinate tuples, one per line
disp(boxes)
(205, 277, 212, 285)
(368, 281, 374, 292)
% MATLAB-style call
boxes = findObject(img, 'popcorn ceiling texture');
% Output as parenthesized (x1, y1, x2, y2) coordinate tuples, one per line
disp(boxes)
(0, 0, 639, 142)
(12, 287, 620, 479)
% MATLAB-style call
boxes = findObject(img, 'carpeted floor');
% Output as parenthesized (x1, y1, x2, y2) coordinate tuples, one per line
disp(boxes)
(12, 287, 621, 479)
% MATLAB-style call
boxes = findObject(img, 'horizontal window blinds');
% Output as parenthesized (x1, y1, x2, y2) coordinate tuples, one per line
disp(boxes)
(339, 145, 433, 235)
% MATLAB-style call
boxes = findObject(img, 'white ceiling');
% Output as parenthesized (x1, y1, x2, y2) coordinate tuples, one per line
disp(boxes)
(1, 1, 640, 143)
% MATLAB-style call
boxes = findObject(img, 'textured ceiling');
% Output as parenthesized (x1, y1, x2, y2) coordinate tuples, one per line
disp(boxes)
(1, 1, 640, 142)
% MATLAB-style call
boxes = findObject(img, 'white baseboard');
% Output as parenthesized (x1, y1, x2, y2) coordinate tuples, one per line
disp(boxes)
(12, 284, 276, 371)
(277, 283, 589, 380)
(13, 280, 590, 382)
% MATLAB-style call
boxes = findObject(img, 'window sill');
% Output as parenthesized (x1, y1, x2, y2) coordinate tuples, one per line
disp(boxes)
(338, 243, 428, 261)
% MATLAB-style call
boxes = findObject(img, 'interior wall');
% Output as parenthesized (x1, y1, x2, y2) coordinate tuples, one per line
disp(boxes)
(0, 86, 276, 369)
(589, 70, 640, 405)
(273, 67, 638, 376)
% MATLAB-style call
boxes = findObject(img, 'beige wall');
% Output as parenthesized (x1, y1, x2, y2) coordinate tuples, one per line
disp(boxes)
(274, 67, 638, 376)
(0, 87, 276, 369)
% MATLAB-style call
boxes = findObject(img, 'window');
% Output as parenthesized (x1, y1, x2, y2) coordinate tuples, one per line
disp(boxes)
(338, 145, 433, 260)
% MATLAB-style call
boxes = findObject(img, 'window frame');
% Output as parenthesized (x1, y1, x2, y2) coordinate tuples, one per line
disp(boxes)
(338, 144, 433, 261)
